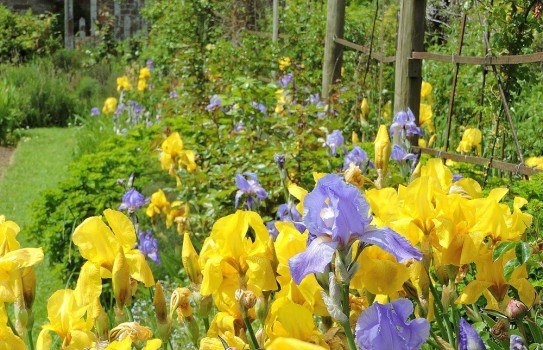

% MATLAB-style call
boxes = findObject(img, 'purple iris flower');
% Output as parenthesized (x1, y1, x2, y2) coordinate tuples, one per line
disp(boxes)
(250, 101, 267, 113)
(169, 90, 178, 99)
(274, 154, 286, 169)
(146, 59, 154, 71)
(277, 203, 306, 233)
(343, 146, 374, 171)
(288, 174, 422, 284)
(91, 107, 101, 116)
(115, 103, 125, 116)
(453, 173, 463, 182)
(510, 335, 527, 350)
(390, 109, 424, 138)
(118, 188, 150, 213)
(324, 130, 345, 156)
(138, 230, 161, 264)
(266, 221, 279, 240)
(278, 73, 293, 88)
(235, 172, 269, 210)
(391, 144, 418, 162)
(355, 299, 430, 350)
(458, 318, 486, 350)
(206, 95, 222, 111)
(234, 121, 246, 133)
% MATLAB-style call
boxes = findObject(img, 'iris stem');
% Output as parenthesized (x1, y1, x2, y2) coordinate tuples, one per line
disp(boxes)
(6, 311, 19, 337)
(125, 305, 134, 322)
(203, 316, 210, 333)
(242, 312, 259, 350)
(428, 279, 455, 346)
(27, 327, 35, 350)
(340, 284, 357, 350)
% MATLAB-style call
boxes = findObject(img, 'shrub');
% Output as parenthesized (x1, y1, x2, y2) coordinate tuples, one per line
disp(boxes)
(25, 125, 169, 278)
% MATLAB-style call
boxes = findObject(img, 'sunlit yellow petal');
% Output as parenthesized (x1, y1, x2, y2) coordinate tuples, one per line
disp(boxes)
(267, 337, 327, 350)
(125, 251, 155, 287)
(455, 280, 493, 304)
(72, 216, 120, 267)
(103, 209, 136, 252)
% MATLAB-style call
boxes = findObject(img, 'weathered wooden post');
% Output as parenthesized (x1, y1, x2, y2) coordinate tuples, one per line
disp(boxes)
(321, 0, 345, 100)
(393, 0, 427, 128)
(64, 0, 74, 48)
(272, 0, 279, 42)
(78, 17, 86, 39)
(114, 0, 122, 40)
(90, 0, 97, 36)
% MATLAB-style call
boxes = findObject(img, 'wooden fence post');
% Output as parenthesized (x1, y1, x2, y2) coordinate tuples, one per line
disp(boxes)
(272, 0, 279, 42)
(90, 0, 97, 36)
(321, 0, 345, 100)
(393, 0, 426, 128)
(64, 0, 74, 49)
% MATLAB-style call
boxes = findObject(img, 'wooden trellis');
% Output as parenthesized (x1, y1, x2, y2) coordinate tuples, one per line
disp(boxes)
(321, 0, 543, 177)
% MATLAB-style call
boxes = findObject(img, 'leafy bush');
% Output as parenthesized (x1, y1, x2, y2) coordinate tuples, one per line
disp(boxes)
(0, 5, 61, 63)
(0, 79, 28, 145)
(25, 125, 169, 277)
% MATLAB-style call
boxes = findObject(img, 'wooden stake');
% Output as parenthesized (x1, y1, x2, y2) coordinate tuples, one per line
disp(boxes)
(393, 0, 426, 139)
(321, 0, 345, 99)
(64, 0, 74, 49)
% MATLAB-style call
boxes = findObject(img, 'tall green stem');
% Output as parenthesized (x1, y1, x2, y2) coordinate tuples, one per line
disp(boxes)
(428, 279, 455, 346)
(340, 284, 357, 350)
(27, 327, 35, 350)
(125, 306, 134, 322)
(243, 312, 259, 350)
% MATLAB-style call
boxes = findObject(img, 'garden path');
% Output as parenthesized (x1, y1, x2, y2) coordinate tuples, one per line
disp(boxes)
(0, 127, 79, 341)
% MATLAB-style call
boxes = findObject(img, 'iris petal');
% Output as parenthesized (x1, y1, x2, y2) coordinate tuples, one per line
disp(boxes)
(288, 237, 337, 284)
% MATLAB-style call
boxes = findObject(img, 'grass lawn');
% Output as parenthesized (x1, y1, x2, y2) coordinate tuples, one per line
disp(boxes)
(0, 128, 79, 344)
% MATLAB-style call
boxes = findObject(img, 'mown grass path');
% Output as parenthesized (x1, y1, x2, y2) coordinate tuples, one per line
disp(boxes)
(0, 128, 79, 343)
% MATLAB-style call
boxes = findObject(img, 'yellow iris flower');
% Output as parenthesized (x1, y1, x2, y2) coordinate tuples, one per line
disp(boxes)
(456, 128, 482, 155)
(102, 97, 118, 115)
(456, 248, 538, 309)
(199, 211, 277, 315)
(267, 337, 328, 350)
(72, 209, 155, 295)
(159, 132, 197, 183)
(116, 76, 132, 92)
(0, 323, 27, 349)
(37, 289, 97, 350)
(374, 125, 391, 177)
(146, 189, 170, 219)
(139, 67, 151, 80)
(265, 297, 328, 347)
(274, 222, 327, 316)
(350, 245, 410, 296)
(525, 156, 543, 170)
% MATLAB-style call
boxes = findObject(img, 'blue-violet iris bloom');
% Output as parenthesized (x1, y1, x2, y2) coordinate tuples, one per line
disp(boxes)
(390, 109, 423, 138)
(206, 95, 222, 111)
(325, 130, 345, 156)
(288, 174, 422, 284)
(235, 172, 269, 210)
(458, 318, 486, 350)
(118, 188, 150, 213)
(91, 107, 101, 116)
(138, 230, 161, 264)
(343, 145, 374, 171)
(355, 298, 430, 350)
(250, 101, 267, 113)
(510, 335, 527, 350)
(391, 144, 418, 162)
